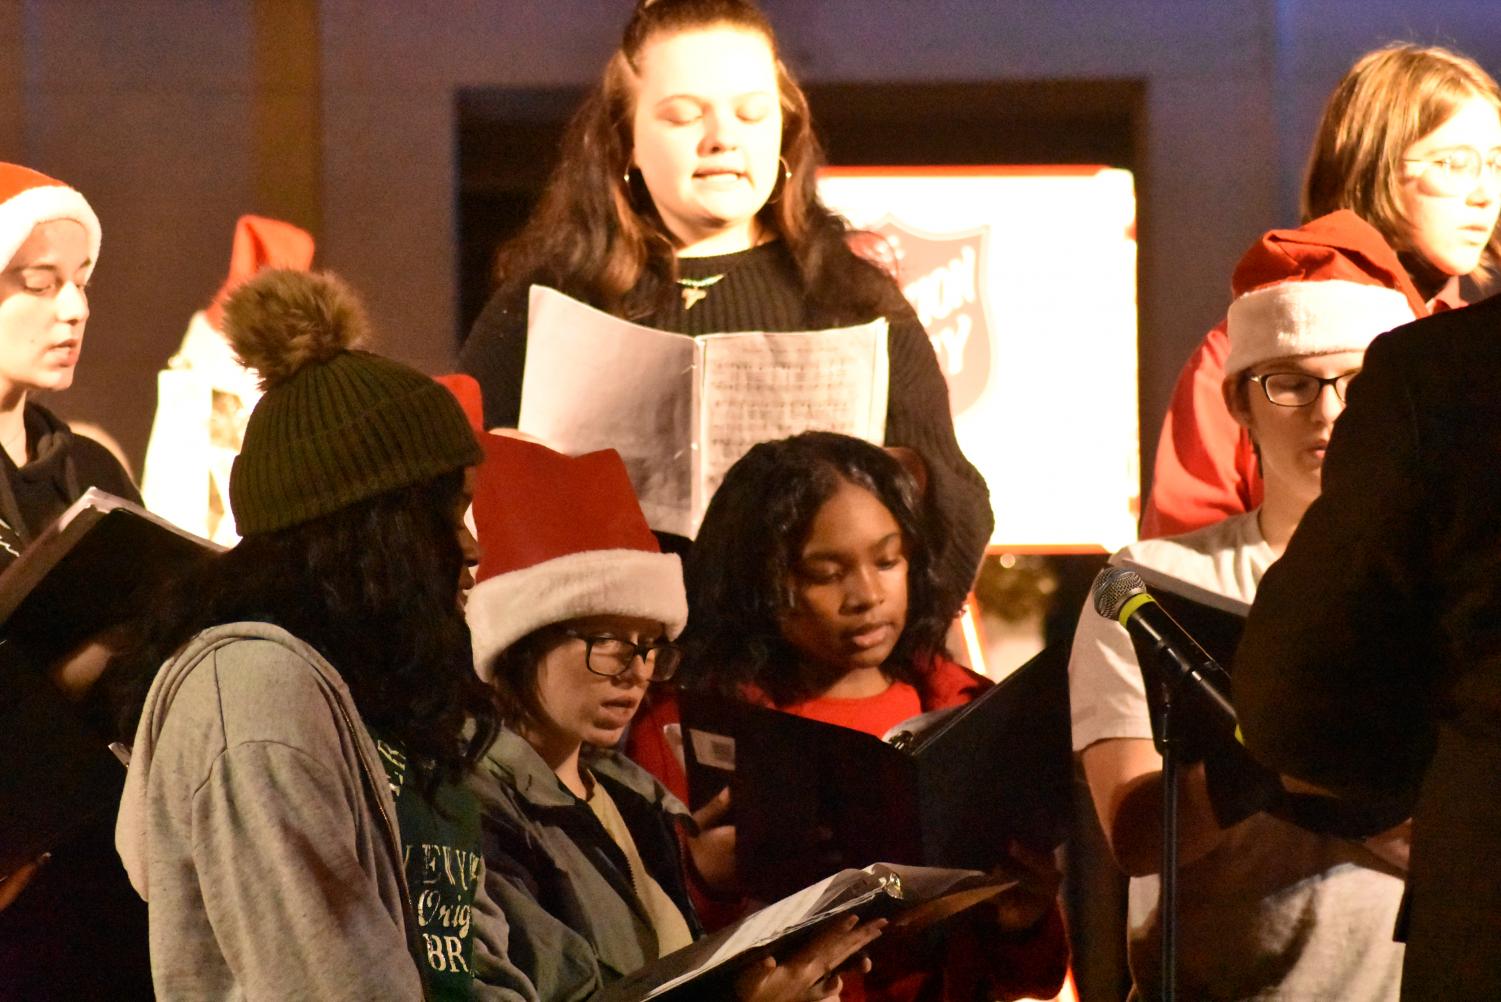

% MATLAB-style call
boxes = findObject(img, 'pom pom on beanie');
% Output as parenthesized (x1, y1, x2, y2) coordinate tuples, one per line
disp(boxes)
(223, 269, 367, 390)
(225, 270, 482, 534)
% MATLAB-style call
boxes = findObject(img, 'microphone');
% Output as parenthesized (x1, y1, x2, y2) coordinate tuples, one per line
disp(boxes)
(1091, 566, 1411, 835)
(1092, 565, 1289, 828)
(1091, 566, 1237, 727)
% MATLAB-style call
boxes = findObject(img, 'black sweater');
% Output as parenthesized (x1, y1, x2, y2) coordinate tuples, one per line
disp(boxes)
(0, 402, 141, 567)
(459, 241, 992, 617)
(0, 401, 152, 1002)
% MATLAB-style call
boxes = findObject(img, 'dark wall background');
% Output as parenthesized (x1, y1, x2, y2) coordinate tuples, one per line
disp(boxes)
(456, 79, 1141, 338)
(4, 0, 1500, 497)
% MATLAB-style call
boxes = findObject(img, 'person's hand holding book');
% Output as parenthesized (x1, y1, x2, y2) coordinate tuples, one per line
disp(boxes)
(986, 841, 1061, 933)
(0, 854, 46, 912)
(687, 787, 738, 894)
(734, 914, 886, 1002)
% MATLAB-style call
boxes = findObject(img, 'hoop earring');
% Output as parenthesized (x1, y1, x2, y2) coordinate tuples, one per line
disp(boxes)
(765, 156, 792, 205)
(621, 165, 646, 211)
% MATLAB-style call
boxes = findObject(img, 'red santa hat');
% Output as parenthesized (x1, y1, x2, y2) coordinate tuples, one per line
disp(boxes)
(0, 163, 101, 276)
(465, 433, 687, 680)
(205, 215, 316, 328)
(1225, 209, 1422, 376)
(434, 373, 486, 434)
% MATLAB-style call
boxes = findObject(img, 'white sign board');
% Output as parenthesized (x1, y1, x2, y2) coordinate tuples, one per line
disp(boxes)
(819, 166, 1140, 552)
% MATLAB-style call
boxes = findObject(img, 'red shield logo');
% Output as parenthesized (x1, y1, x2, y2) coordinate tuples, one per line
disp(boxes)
(866, 219, 993, 414)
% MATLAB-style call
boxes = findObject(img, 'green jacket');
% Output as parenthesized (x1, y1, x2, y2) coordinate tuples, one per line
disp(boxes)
(468, 729, 702, 1001)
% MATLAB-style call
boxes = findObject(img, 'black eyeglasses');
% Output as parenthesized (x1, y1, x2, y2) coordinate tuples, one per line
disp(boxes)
(561, 629, 682, 682)
(1245, 370, 1360, 408)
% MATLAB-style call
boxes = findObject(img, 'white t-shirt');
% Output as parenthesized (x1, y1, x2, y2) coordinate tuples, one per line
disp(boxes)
(1070, 511, 1406, 1000)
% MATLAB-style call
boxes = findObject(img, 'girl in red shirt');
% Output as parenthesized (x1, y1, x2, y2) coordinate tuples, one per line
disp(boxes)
(629, 431, 1068, 1002)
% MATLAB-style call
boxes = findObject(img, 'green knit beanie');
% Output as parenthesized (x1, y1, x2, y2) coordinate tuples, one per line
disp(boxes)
(224, 269, 482, 535)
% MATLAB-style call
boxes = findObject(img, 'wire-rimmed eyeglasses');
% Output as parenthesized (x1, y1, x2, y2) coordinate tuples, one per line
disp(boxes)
(1403, 145, 1501, 197)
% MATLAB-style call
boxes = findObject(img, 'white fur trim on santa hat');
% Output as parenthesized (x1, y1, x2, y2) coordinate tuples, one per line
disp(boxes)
(1226, 279, 1415, 376)
(467, 548, 688, 680)
(0, 183, 102, 275)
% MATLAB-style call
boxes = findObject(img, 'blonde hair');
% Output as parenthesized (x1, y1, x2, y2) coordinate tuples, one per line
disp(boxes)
(1303, 44, 1501, 278)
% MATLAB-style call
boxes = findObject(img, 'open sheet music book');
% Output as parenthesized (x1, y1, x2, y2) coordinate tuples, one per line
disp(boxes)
(597, 863, 1012, 1001)
(0, 489, 218, 875)
(518, 285, 889, 538)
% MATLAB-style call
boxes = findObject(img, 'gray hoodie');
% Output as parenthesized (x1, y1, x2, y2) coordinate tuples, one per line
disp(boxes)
(115, 621, 424, 1000)
(114, 621, 540, 1002)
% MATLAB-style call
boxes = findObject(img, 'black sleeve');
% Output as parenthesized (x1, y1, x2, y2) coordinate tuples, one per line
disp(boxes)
(70, 434, 143, 506)
(1234, 331, 1436, 805)
(458, 292, 530, 429)
(884, 309, 993, 620)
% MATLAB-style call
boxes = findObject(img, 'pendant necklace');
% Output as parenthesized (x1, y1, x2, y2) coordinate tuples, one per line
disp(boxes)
(676, 273, 725, 311)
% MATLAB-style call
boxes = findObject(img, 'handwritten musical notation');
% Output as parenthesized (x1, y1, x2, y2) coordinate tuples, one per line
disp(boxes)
(698, 331, 887, 505)
(518, 286, 889, 538)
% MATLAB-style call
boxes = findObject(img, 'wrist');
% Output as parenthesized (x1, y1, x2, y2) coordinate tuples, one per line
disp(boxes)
(677, 822, 741, 902)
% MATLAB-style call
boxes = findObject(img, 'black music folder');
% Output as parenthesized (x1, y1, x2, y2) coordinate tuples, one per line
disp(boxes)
(1111, 559, 1248, 761)
(1115, 557, 1249, 671)
(1110, 560, 1399, 833)
(0, 489, 216, 876)
(679, 643, 1072, 901)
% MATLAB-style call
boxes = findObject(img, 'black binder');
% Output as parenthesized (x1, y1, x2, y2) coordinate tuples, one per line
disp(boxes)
(0, 490, 216, 876)
(1114, 558, 1248, 661)
(1109, 560, 1401, 833)
(1107, 559, 1245, 750)
(679, 643, 1072, 901)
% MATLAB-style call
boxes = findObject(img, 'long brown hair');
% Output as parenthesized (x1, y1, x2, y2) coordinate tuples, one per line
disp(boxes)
(1303, 43, 1501, 279)
(490, 0, 901, 324)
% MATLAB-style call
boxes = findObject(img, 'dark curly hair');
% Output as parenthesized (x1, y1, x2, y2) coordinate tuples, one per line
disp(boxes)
(678, 431, 949, 706)
(95, 471, 498, 800)
(486, 0, 903, 325)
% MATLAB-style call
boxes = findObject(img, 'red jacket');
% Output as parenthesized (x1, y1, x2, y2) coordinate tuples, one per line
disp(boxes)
(1139, 319, 1263, 538)
(1141, 210, 1445, 539)
(626, 655, 1068, 1002)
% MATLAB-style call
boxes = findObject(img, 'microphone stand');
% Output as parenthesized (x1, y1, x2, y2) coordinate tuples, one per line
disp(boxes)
(1147, 643, 1198, 1002)
(1091, 565, 1245, 1002)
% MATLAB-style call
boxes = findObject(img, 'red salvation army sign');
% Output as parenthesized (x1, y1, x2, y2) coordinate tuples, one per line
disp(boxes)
(864, 220, 992, 414)
(821, 167, 1140, 552)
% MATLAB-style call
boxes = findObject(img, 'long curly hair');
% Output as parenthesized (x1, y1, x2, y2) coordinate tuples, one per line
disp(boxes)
(486, 0, 902, 325)
(95, 471, 498, 799)
(677, 432, 949, 706)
